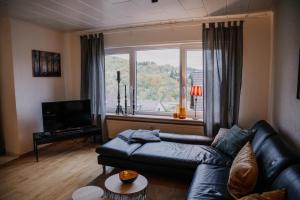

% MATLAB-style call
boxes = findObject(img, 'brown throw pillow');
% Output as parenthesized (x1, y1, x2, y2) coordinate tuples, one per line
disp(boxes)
(238, 189, 286, 200)
(228, 142, 258, 199)
(261, 189, 286, 200)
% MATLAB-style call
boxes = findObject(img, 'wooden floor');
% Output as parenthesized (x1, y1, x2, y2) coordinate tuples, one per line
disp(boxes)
(0, 155, 18, 166)
(0, 140, 102, 200)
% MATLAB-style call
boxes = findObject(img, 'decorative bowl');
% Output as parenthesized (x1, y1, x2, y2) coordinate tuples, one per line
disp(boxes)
(119, 170, 138, 184)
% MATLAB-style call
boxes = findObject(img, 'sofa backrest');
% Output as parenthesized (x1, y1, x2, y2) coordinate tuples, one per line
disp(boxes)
(271, 164, 300, 200)
(254, 135, 297, 190)
(251, 120, 299, 192)
(251, 120, 277, 153)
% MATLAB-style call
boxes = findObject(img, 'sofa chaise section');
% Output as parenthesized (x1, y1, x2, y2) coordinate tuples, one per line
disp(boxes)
(97, 132, 218, 176)
(130, 141, 232, 168)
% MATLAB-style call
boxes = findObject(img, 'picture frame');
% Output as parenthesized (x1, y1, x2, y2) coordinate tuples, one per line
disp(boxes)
(32, 50, 61, 77)
(297, 48, 300, 99)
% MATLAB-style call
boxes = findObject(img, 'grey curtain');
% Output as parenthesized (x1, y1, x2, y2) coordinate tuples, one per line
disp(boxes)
(80, 33, 107, 141)
(203, 21, 243, 137)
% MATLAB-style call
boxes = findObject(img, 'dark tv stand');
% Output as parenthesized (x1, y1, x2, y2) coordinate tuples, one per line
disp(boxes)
(33, 126, 101, 162)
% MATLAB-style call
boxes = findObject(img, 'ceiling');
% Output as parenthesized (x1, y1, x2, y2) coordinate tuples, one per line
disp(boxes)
(0, 0, 274, 32)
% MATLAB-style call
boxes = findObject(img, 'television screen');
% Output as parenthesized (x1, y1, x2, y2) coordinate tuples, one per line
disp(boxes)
(42, 100, 92, 132)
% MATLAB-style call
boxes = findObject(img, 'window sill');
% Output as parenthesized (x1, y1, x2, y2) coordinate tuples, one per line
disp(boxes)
(106, 113, 204, 126)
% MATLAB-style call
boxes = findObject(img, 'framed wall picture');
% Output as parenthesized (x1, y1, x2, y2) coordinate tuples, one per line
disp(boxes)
(297, 48, 300, 99)
(32, 50, 61, 77)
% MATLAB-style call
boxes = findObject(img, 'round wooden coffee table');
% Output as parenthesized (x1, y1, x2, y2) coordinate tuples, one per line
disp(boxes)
(104, 173, 148, 200)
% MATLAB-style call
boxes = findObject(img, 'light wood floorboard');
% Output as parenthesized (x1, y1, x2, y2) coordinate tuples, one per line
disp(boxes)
(0, 140, 102, 200)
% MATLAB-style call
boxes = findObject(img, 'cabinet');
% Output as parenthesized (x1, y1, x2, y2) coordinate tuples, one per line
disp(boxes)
(33, 126, 101, 161)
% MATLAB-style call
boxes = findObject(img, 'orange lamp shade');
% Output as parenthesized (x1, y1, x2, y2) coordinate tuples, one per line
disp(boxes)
(190, 85, 203, 96)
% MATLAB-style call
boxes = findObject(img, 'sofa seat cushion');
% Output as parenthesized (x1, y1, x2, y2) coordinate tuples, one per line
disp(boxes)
(96, 137, 142, 159)
(130, 141, 232, 169)
(187, 164, 231, 200)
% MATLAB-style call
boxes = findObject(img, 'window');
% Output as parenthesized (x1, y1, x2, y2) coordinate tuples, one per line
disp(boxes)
(105, 44, 203, 119)
(136, 49, 180, 113)
(186, 50, 204, 119)
(105, 54, 130, 112)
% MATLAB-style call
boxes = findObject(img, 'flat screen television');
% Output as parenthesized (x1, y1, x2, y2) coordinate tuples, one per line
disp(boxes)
(42, 100, 92, 132)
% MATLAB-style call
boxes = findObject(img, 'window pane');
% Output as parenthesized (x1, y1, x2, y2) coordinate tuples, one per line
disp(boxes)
(105, 54, 130, 112)
(186, 50, 204, 119)
(136, 49, 180, 113)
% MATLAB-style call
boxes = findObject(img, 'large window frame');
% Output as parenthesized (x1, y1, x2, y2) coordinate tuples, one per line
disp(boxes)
(105, 43, 203, 118)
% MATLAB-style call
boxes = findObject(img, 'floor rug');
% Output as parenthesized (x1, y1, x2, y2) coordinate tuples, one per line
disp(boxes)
(85, 167, 190, 200)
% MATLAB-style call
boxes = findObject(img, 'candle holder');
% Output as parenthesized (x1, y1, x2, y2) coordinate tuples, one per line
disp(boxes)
(132, 87, 135, 115)
(124, 85, 127, 115)
(115, 71, 123, 115)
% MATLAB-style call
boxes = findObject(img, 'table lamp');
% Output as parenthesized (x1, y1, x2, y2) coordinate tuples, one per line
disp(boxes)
(190, 85, 203, 120)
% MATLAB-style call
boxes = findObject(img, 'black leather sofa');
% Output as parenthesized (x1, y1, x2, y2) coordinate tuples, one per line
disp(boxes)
(96, 121, 300, 200)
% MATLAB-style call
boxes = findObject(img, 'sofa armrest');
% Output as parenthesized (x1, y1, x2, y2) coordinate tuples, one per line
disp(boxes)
(159, 132, 213, 145)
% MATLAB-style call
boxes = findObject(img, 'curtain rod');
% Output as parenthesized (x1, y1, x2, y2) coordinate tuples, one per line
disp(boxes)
(76, 11, 271, 36)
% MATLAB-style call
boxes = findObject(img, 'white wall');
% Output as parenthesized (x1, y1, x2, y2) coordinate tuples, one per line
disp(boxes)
(104, 21, 202, 48)
(272, 0, 300, 152)
(0, 18, 66, 155)
(0, 18, 19, 155)
(65, 15, 272, 129)
(63, 33, 81, 100)
(239, 16, 272, 128)
(11, 19, 66, 154)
